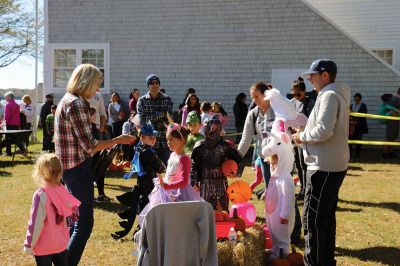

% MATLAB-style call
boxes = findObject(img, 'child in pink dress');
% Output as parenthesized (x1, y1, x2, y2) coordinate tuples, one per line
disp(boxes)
(139, 123, 201, 226)
(24, 153, 80, 266)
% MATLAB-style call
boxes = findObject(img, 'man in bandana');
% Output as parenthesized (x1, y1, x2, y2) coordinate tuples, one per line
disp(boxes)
(190, 118, 244, 211)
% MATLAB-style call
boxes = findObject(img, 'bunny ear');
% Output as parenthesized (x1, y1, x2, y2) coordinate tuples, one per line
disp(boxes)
(280, 132, 290, 144)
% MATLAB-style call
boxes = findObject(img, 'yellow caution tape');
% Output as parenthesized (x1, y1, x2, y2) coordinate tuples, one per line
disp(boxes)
(225, 112, 400, 145)
(348, 140, 400, 146)
(350, 112, 400, 120)
(225, 132, 242, 137)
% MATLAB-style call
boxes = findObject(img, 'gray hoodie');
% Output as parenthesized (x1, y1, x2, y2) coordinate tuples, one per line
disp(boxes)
(300, 83, 350, 172)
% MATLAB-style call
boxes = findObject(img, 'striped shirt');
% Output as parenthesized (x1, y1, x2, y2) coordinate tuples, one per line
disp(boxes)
(137, 92, 173, 149)
(55, 93, 98, 170)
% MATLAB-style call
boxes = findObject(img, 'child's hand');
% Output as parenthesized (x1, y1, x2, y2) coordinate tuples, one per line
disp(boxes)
(193, 184, 200, 192)
(280, 217, 288, 224)
(158, 175, 165, 188)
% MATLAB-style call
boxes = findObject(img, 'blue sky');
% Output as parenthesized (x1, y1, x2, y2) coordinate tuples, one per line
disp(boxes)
(0, 0, 43, 89)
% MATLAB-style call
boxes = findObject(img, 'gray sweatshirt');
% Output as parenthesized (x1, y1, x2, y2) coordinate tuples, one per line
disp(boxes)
(300, 83, 350, 172)
(137, 201, 217, 266)
(238, 106, 275, 158)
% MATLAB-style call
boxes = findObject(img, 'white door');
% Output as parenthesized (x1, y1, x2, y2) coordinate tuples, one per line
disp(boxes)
(271, 69, 314, 98)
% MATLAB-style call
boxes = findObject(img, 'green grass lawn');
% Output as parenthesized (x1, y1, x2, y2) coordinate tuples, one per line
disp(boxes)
(0, 131, 399, 265)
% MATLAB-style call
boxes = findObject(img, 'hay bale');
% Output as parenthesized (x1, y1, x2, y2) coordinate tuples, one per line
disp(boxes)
(217, 226, 266, 266)
(217, 241, 236, 266)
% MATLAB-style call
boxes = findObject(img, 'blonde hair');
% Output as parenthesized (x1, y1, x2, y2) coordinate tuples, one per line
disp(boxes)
(22, 95, 32, 104)
(33, 153, 63, 186)
(66, 64, 102, 98)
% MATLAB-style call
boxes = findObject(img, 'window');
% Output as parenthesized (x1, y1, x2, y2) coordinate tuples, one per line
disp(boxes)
(82, 49, 105, 88)
(372, 49, 393, 65)
(47, 43, 109, 93)
(53, 49, 76, 88)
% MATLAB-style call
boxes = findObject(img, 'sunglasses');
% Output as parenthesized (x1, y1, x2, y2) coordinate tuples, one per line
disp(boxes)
(292, 92, 302, 97)
(149, 81, 160, 85)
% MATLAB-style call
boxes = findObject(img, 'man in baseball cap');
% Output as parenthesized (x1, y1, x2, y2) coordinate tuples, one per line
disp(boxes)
(294, 58, 349, 266)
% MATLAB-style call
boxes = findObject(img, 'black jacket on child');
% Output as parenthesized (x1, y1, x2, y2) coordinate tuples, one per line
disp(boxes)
(112, 142, 165, 239)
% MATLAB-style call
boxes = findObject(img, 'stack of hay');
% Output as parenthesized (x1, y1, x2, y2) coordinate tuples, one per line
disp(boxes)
(217, 226, 266, 266)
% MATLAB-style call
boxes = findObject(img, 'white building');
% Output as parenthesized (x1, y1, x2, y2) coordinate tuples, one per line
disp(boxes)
(44, 0, 400, 139)
(307, 0, 400, 71)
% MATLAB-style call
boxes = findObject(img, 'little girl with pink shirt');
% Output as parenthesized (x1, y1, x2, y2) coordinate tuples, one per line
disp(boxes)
(24, 153, 80, 266)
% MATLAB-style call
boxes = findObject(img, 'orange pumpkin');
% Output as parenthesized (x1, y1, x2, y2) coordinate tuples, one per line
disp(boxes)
(271, 248, 290, 266)
(220, 159, 238, 178)
(286, 245, 304, 266)
(226, 181, 251, 203)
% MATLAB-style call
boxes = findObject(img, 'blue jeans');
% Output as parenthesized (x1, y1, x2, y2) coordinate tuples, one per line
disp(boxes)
(34, 249, 68, 266)
(260, 159, 271, 187)
(62, 158, 94, 266)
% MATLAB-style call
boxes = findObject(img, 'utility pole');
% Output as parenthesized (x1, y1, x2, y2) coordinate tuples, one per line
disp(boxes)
(34, 0, 39, 141)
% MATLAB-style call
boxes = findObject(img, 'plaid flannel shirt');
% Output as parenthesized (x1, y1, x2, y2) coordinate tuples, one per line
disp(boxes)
(55, 93, 98, 170)
(137, 92, 173, 149)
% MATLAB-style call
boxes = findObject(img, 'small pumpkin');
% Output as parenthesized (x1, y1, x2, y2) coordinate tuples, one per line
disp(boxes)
(271, 248, 290, 266)
(286, 245, 304, 266)
(221, 211, 230, 221)
(214, 198, 228, 222)
(220, 159, 238, 178)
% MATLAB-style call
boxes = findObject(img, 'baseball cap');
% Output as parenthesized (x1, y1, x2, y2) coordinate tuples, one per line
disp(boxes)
(302, 59, 337, 76)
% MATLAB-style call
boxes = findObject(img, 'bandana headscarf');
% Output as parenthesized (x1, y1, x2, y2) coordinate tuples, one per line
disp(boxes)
(204, 118, 222, 148)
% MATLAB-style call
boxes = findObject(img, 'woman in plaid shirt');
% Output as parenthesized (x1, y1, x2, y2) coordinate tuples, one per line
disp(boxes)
(54, 64, 136, 266)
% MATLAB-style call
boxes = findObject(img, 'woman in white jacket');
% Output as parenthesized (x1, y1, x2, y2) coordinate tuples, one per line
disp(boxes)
(21, 95, 35, 148)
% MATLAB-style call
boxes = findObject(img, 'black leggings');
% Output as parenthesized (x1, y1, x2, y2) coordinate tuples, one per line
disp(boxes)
(34, 249, 68, 266)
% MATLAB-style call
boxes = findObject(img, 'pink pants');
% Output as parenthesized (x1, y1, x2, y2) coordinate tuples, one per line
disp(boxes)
(250, 163, 263, 190)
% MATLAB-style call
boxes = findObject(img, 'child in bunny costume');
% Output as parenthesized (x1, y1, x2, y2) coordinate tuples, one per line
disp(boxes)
(262, 125, 296, 260)
(261, 87, 305, 260)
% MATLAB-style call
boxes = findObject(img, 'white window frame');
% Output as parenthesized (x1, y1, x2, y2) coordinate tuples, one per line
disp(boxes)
(371, 48, 394, 66)
(45, 43, 110, 94)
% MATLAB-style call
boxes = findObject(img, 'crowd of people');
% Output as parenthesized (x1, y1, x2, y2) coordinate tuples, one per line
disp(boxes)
(9, 58, 399, 266)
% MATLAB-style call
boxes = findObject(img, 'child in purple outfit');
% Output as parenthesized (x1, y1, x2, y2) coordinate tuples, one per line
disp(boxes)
(24, 153, 80, 266)
(139, 123, 201, 226)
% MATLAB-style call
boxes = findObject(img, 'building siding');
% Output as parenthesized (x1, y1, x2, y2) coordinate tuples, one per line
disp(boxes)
(46, 0, 400, 140)
(306, 0, 400, 70)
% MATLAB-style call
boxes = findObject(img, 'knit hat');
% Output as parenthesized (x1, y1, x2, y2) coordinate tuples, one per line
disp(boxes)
(145, 74, 160, 87)
(186, 111, 201, 125)
(140, 121, 158, 136)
